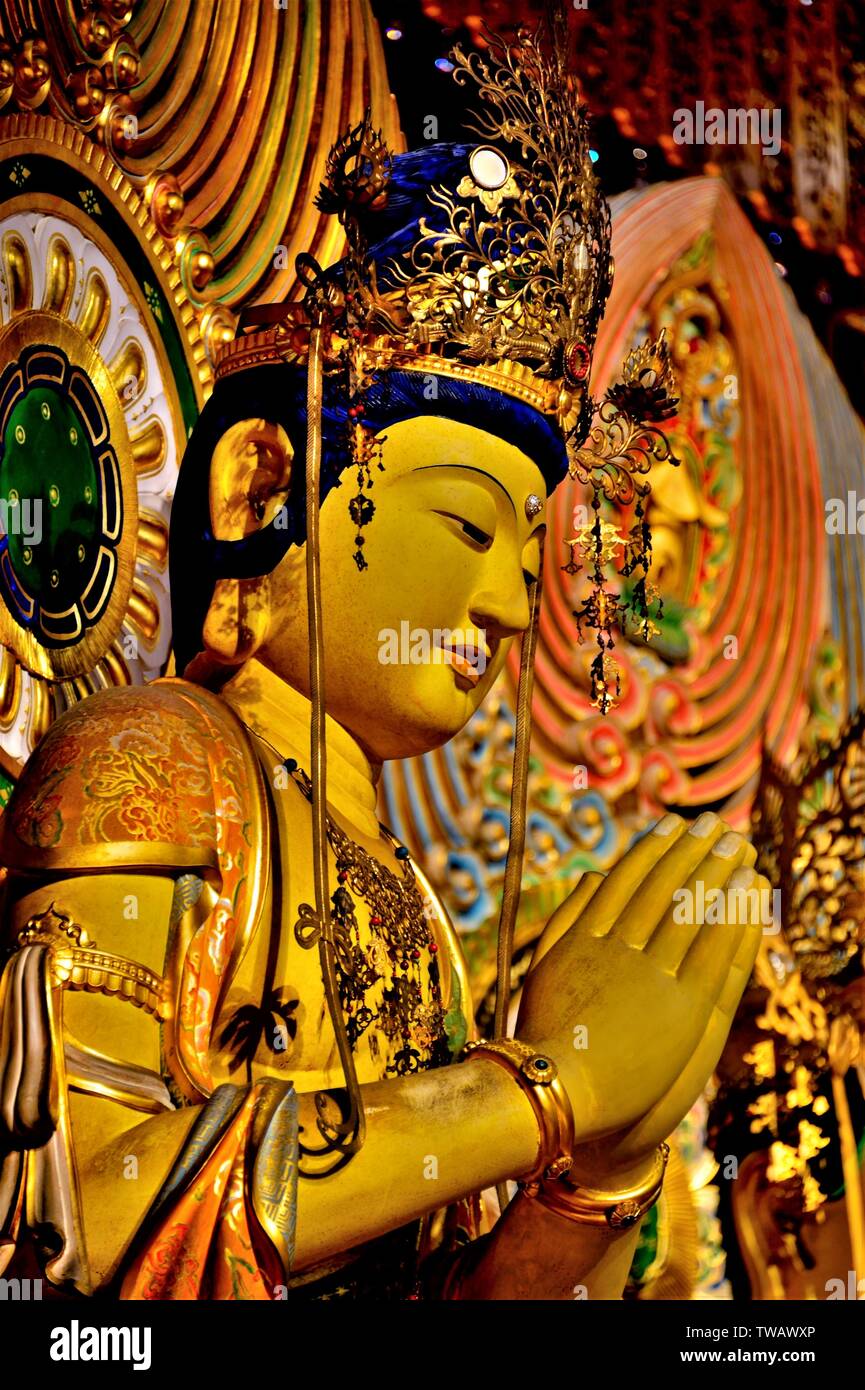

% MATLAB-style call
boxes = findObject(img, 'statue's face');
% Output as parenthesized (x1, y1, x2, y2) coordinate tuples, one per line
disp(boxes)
(263, 414, 547, 762)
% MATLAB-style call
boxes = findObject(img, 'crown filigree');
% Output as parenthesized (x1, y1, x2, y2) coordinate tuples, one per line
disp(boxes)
(311, 15, 618, 450)
(383, 23, 612, 434)
(606, 332, 679, 426)
(315, 112, 392, 217)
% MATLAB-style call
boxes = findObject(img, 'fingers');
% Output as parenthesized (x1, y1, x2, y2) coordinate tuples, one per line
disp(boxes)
(611, 812, 728, 947)
(645, 831, 760, 973)
(713, 895, 765, 1019)
(611, 870, 768, 1161)
(579, 812, 691, 939)
(532, 871, 604, 966)
(677, 867, 768, 995)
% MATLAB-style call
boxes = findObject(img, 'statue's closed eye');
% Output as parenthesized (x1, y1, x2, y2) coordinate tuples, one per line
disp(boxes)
(432, 509, 494, 551)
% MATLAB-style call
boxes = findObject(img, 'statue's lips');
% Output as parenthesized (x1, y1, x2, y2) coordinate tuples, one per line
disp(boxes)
(435, 639, 489, 689)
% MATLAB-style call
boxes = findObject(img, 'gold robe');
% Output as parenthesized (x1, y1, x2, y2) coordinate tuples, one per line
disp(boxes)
(0, 660, 473, 1298)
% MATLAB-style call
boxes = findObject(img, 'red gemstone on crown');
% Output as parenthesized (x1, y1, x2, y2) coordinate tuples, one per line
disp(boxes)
(564, 339, 591, 386)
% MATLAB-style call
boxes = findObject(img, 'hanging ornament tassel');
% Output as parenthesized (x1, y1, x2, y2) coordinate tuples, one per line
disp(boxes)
(564, 329, 679, 713)
(563, 483, 625, 713)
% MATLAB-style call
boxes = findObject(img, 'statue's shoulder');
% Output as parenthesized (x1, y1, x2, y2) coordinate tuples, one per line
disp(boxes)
(0, 679, 267, 875)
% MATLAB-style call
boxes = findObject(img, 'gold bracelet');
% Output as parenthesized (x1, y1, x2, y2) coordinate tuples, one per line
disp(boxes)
(529, 1142, 671, 1229)
(461, 1038, 574, 1184)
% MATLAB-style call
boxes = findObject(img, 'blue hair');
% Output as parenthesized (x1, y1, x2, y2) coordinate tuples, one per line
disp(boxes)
(353, 143, 479, 271)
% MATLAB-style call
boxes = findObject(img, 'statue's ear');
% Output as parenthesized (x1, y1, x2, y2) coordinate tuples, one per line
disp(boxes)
(208, 417, 294, 540)
(187, 419, 293, 682)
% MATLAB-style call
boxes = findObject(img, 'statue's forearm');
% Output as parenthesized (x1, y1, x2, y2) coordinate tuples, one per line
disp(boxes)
(295, 1071, 645, 1299)
(292, 1059, 539, 1270)
(74, 1051, 541, 1284)
(79, 1069, 641, 1297)
(439, 1188, 641, 1300)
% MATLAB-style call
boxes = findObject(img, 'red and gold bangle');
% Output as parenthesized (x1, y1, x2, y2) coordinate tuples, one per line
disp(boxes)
(530, 1142, 671, 1229)
(461, 1038, 574, 1185)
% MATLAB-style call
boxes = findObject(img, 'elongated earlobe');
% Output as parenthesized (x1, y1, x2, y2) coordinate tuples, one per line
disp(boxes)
(201, 574, 271, 665)
(189, 418, 293, 681)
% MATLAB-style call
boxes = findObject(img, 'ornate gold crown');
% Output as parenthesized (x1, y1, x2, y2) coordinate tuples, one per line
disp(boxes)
(215, 14, 679, 710)
(328, 16, 613, 449)
(218, 17, 676, 463)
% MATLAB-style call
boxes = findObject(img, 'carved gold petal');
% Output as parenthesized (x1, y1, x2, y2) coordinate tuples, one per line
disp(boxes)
(0, 113, 211, 396)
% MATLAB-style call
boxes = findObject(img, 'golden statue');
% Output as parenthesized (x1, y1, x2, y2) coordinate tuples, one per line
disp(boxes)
(0, 21, 768, 1300)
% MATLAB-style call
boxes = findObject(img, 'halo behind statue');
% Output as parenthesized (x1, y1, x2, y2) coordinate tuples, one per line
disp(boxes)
(0, 116, 209, 776)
